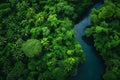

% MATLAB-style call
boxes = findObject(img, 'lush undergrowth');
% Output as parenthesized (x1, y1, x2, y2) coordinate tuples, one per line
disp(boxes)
(86, 0, 120, 80)
(0, 0, 93, 80)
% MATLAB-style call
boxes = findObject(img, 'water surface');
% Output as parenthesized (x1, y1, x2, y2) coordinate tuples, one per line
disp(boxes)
(69, 3, 105, 80)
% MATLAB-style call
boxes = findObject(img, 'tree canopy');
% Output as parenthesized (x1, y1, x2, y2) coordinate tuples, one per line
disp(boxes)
(0, 0, 93, 80)
(85, 0, 120, 80)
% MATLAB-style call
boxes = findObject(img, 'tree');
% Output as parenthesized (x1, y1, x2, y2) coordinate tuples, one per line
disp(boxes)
(0, 3, 11, 18)
(62, 57, 76, 72)
(100, 21, 108, 27)
(47, 14, 59, 27)
(85, 1, 120, 80)
(16, 1, 29, 11)
(95, 26, 108, 33)
(41, 38, 49, 47)
(6, 61, 24, 80)
(30, 27, 42, 38)
(52, 68, 66, 80)
(26, 8, 35, 19)
(42, 27, 50, 37)
(103, 71, 117, 80)
(21, 39, 42, 57)
(91, 13, 99, 24)
(85, 27, 95, 37)
(98, 4, 115, 20)
(0, 0, 88, 80)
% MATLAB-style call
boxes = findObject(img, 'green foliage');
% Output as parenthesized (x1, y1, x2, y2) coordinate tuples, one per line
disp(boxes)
(85, 27, 95, 37)
(41, 38, 49, 47)
(30, 27, 41, 38)
(0, 0, 93, 80)
(6, 61, 24, 80)
(47, 14, 59, 27)
(91, 13, 99, 24)
(0, 3, 10, 9)
(52, 68, 65, 80)
(103, 71, 117, 80)
(95, 26, 108, 33)
(98, 3, 115, 19)
(42, 27, 50, 37)
(62, 57, 77, 72)
(115, 7, 120, 18)
(100, 21, 108, 27)
(0, 3, 11, 18)
(35, 12, 46, 26)
(9, 0, 18, 7)
(26, 8, 35, 19)
(85, 0, 120, 79)
(21, 39, 42, 57)
(16, 1, 29, 11)
(67, 50, 74, 56)
(56, 1, 74, 16)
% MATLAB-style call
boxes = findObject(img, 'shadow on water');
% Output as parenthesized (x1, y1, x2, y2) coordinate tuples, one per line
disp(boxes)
(69, 3, 105, 80)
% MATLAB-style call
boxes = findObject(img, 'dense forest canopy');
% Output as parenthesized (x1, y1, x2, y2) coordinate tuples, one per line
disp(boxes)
(0, 0, 94, 80)
(85, 0, 120, 80)
(0, 0, 120, 80)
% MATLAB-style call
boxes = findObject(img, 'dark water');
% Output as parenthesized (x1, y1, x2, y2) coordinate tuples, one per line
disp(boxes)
(69, 3, 105, 80)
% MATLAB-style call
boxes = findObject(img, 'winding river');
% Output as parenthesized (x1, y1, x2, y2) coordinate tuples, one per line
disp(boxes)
(69, 3, 105, 80)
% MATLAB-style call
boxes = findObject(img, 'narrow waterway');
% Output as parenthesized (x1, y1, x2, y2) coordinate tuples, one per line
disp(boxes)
(69, 3, 105, 80)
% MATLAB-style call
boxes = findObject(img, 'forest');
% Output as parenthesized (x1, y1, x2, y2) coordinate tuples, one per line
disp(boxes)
(85, 0, 120, 80)
(0, 0, 120, 80)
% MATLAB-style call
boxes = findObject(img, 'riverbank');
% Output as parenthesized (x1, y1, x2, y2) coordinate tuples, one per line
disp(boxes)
(69, 2, 105, 80)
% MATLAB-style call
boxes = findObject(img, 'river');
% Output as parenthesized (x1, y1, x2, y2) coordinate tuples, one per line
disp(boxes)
(69, 3, 105, 80)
